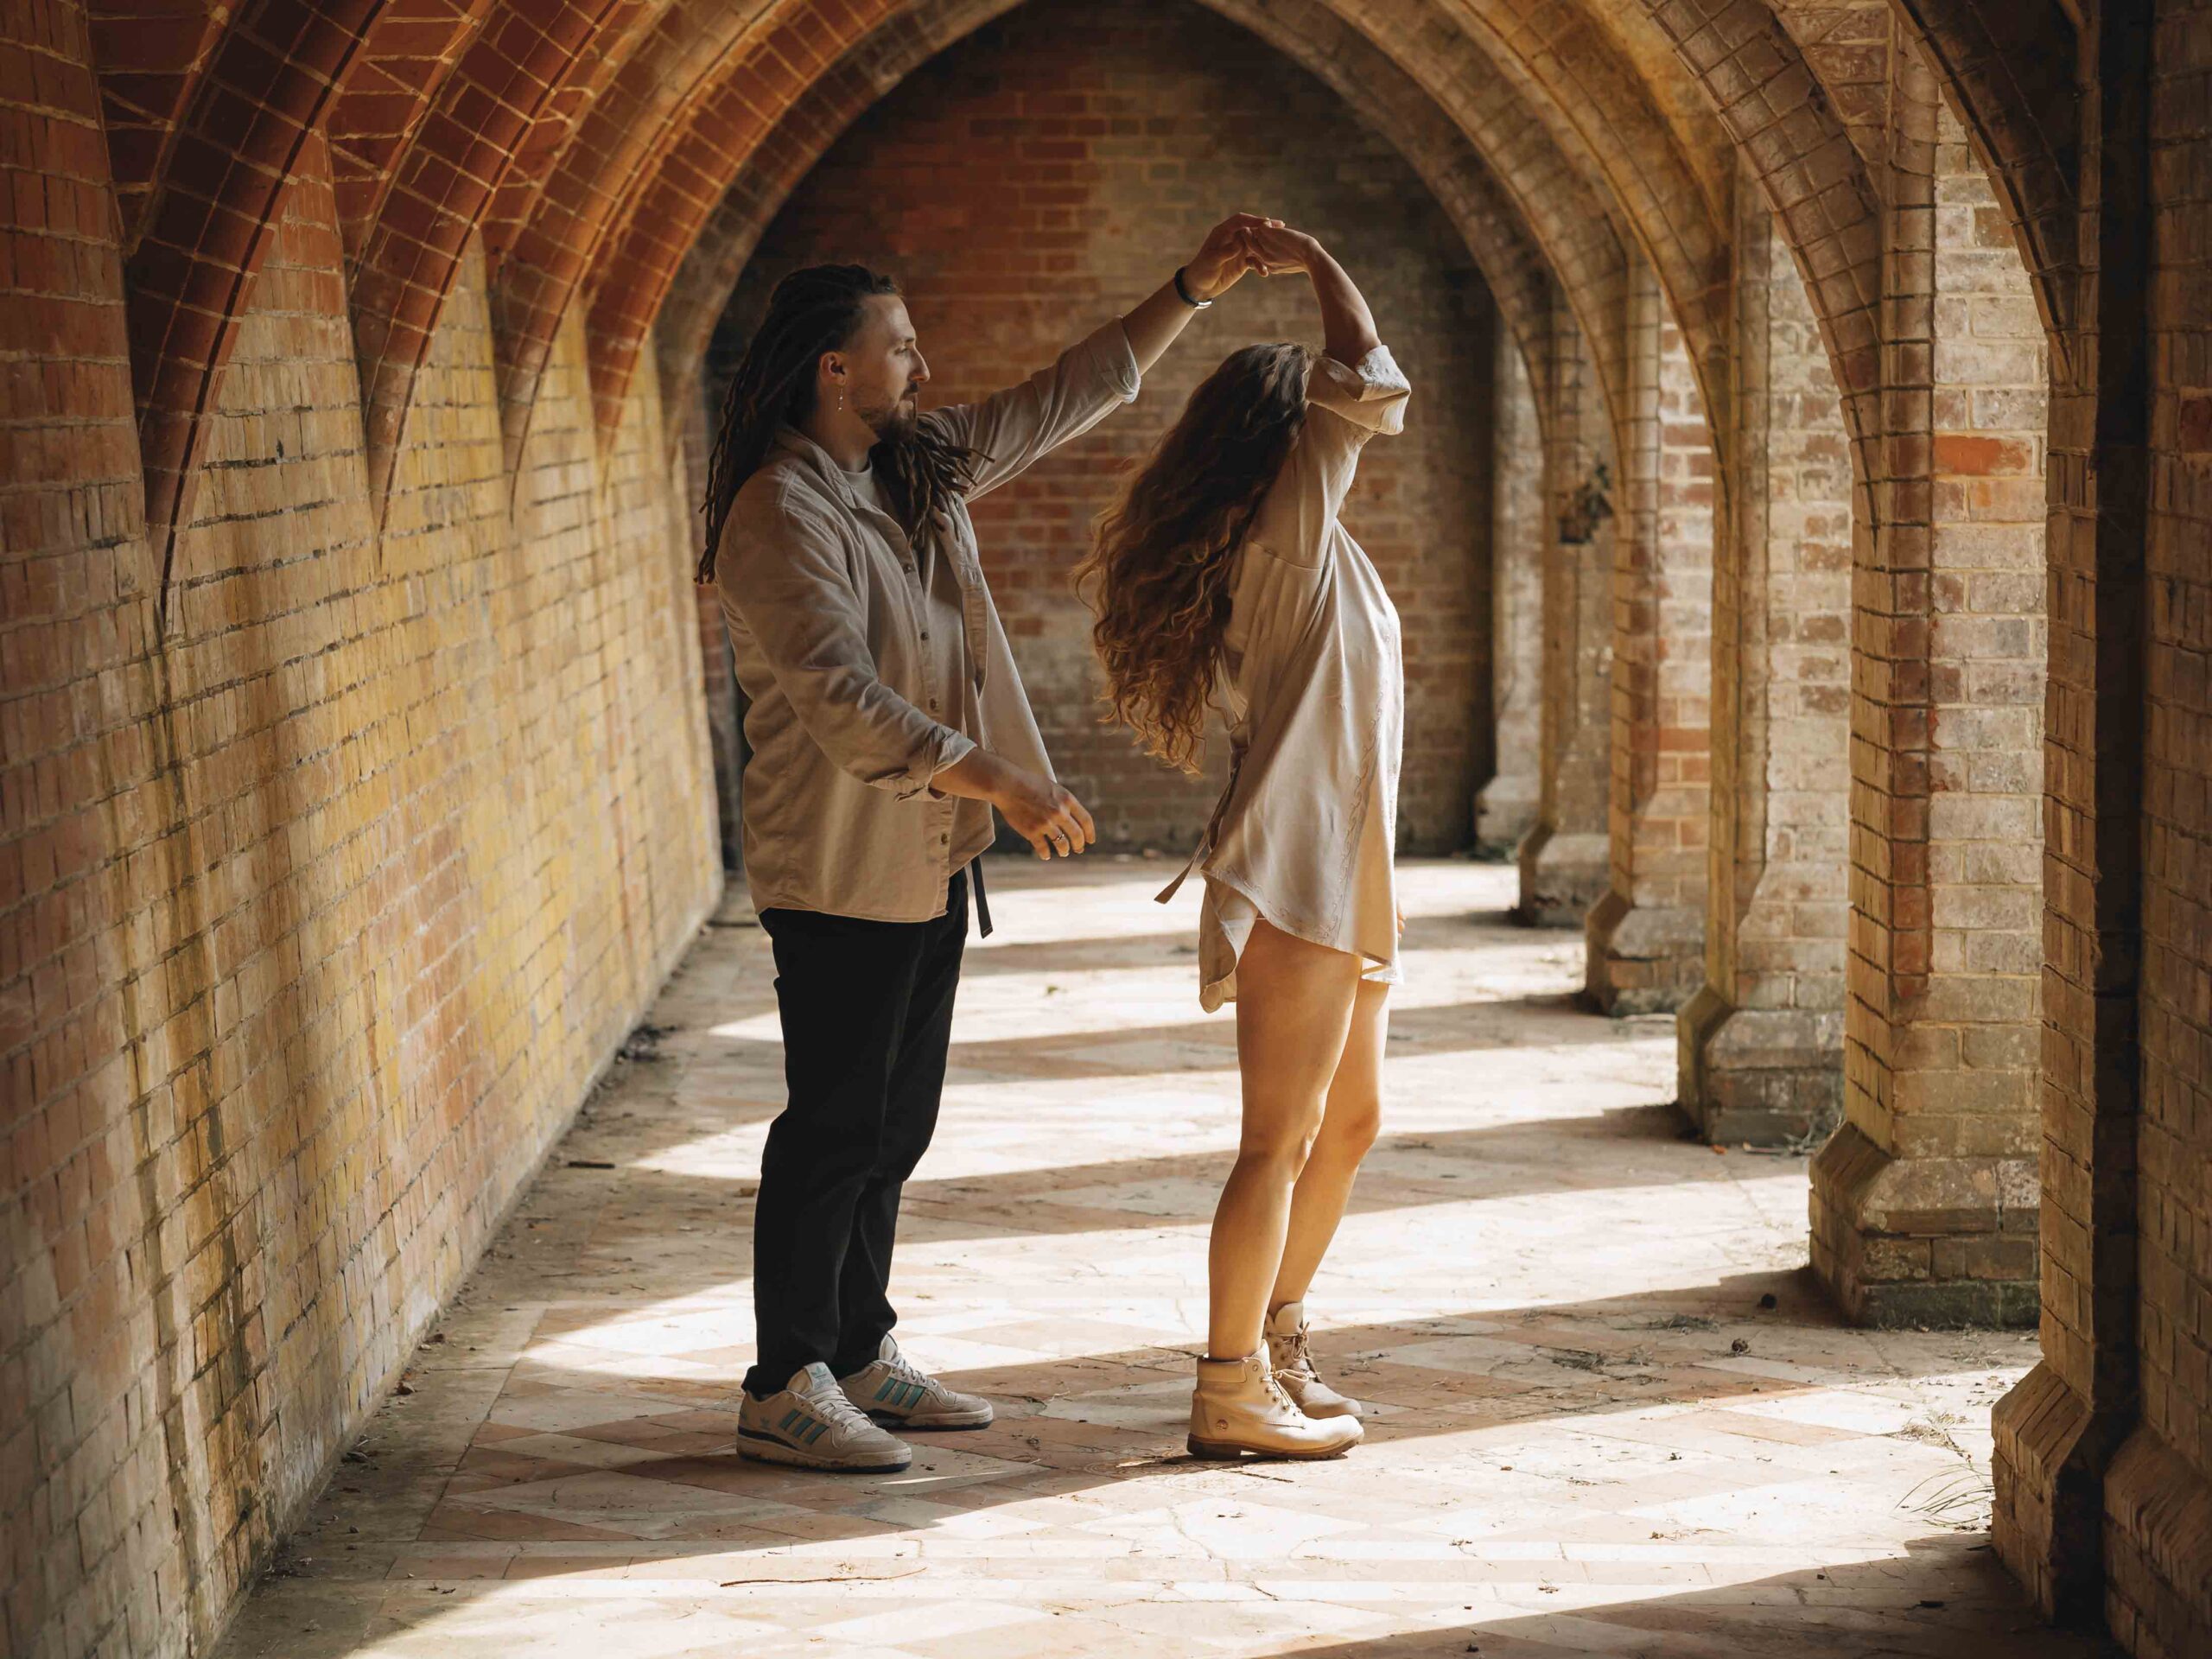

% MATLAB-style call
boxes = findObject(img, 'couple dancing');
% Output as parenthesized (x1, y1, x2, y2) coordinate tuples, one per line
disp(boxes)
(699, 213, 1408, 1469)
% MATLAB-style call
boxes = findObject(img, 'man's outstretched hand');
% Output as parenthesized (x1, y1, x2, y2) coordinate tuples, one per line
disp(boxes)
(993, 765, 1096, 861)
(1126, 212, 1281, 372)
(935, 749, 1096, 861)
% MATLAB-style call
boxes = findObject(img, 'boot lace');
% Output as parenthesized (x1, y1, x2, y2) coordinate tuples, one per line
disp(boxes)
(1272, 1322, 1319, 1381)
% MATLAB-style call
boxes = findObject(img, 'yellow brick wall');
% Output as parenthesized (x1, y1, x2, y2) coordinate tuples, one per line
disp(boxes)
(2, 129, 718, 1657)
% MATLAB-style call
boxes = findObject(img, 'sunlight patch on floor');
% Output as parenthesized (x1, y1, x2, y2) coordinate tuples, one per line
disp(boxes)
(211, 860, 2085, 1659)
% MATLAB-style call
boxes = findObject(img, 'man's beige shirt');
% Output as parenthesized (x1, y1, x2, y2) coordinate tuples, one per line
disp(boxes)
(714, 316, 1141, 921)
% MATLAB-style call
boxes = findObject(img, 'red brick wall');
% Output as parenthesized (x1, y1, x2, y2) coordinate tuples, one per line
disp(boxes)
(713, 0, 1497, 854)
(0, 56, 718, 1657)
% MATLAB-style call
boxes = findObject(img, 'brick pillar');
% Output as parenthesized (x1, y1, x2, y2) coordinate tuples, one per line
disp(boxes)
(2095, 0, 2212, 1643)
(1586, 257, 1711, 1011)
(1516, 296, 1614, 925)
(1679, 173, 1852, 1145)
(1477, 322, 1544, 854)
(1811, 42, 2046, 1327)
(1993, 0, 2178, 1637)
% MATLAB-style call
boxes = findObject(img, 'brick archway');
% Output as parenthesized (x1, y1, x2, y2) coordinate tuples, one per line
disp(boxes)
(105, 0, 1722, 582)
(652, 0, 1567, 442)
(14, 4, 2208, 1656)
(109, 0, 386, 629)
(1890, 0, 2082, 347)
(583, 0, 1680, 467)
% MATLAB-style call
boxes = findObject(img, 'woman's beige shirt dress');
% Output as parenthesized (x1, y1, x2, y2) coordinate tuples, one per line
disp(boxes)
(1159, 343, 1413, 1010)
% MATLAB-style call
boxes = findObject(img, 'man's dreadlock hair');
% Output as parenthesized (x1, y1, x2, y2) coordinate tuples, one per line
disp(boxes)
(696, 264, 979, 583)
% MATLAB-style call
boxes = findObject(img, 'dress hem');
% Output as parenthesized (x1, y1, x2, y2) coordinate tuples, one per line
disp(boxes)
(1196, 865, 1398, 1011)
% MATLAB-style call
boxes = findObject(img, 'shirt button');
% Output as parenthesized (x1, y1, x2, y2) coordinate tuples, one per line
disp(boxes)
(919, 629, 930, 640)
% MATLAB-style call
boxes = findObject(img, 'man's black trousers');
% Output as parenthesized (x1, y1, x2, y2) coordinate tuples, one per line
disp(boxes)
(743, 869, 969, 1398)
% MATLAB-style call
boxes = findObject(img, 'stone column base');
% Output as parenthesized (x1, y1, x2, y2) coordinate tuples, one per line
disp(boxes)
(1992, 1361, 2132, 1626)
(1514, 825, 1607, 928)
(1474, 775, 1539, 858)
(2103, 1421, 2212, 1656)
(1675, 985, 1842, 1145)
(1808, 1121, 2039, 1326)
(1585, 889, 1703, 1014)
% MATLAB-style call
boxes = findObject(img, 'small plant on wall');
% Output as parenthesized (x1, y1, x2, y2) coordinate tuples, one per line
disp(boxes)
(1558, 461, 1615, 545)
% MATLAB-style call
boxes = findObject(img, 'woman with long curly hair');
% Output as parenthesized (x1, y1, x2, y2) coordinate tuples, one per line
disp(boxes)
(1077, 222, 1409, 1461)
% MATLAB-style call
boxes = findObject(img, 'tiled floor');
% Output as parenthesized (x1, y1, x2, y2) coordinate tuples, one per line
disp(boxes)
(213, 859, 2088, 1658)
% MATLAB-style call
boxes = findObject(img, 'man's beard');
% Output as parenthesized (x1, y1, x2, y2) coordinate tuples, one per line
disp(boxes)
(861, 387, 921, 442)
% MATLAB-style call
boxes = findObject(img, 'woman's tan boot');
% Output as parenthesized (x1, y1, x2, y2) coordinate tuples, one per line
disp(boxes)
(1266, 1300, 1364, 1419)
(1187, 1351, 1363, 1459)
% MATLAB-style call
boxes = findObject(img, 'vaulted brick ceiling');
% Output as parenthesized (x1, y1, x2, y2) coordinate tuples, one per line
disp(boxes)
(89, 0, 2079, 590)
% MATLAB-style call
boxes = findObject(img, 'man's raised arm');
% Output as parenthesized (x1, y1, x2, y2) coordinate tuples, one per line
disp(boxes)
(922, 213, 1268, 500)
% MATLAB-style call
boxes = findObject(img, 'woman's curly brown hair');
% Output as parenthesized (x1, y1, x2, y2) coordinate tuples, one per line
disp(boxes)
(1074, 341, 1315, 773)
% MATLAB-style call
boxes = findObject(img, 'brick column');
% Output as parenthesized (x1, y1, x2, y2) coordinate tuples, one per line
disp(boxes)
(1679, 175, 1852, 1145)
(2095, 0, 2212, 1642)
(1586, 257, 1712, 1011)
(1477, 322, 1544, 853)
(1993, 0, 2173, 1634)
(1516, 296, 1614, 925)
(1811, 43, 2047, 1327)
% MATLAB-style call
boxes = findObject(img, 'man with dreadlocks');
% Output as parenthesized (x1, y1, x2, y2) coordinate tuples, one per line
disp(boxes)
(700, 214, 1271, 1472)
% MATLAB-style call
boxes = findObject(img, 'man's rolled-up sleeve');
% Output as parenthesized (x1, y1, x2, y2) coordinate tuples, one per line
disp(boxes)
(924, 316, 1142, 499)
(719, 485, 975, 800)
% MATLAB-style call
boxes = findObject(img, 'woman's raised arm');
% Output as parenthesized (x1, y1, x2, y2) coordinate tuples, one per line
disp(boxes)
(1245, 223, 1381, 368)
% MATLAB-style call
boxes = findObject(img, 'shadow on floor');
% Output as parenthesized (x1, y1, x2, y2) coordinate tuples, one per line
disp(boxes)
(1232, 1540, 2104, 1658)
(544, 1103, 1781, 1260)
(688, 993, 1654, 1085)
(397, 1268, 2014, 1572)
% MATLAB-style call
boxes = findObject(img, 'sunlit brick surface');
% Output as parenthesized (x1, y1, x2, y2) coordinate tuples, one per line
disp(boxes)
(211, 862, 2088, 1659)
(7, 0, 2210, 1651)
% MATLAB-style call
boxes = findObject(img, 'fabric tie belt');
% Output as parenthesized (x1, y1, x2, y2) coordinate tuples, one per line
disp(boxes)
(968, 856, 993, 938)
(1155, 745, 1247, 906)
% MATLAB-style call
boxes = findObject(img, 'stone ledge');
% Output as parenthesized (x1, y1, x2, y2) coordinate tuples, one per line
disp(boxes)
(1993, 1359, 2133, 1624)
(1676, 985, 1842, 1146)
(1514, 824, 1606, 928)
(1586, 889, 1704, 1015)
(1473, 774, 1540, 856)
(2104, 1422, 2212, 1658)
(1809, 1121, 2040, 1327)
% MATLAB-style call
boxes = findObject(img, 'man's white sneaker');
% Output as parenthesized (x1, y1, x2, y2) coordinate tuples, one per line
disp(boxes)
(738, 1363, 912, 1471)
(1267, 1300, 1364, 1419)
(838, 1335, 993, 1429)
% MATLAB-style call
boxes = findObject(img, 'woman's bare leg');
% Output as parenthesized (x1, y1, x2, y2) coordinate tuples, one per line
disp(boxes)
(1270, 977, 1389, 1311)
(1207, 919, 1362, 1360)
